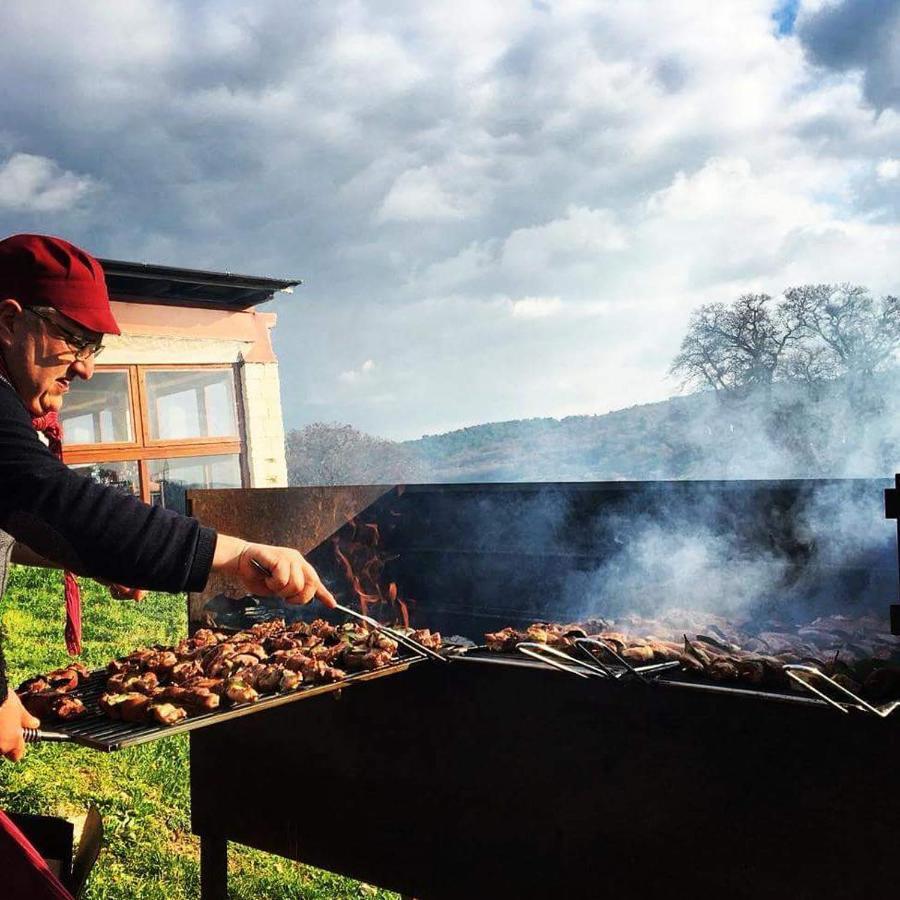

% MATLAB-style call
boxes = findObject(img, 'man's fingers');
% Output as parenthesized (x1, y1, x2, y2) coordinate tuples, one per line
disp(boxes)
(316, 580, 337, 609)
(4, 737, 25, 762)
(22, 710, 40, 729)
(265, 558, 292, 593)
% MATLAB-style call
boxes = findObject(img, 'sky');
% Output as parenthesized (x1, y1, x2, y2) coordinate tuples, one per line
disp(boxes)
(0, 0, 897, 441)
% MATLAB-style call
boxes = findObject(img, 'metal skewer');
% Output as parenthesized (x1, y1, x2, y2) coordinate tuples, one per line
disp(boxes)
(574, 637, 682, 682)
(516, 642, 612, 678)
(249, 558, 447, 663)
(783, 664, 900, 718)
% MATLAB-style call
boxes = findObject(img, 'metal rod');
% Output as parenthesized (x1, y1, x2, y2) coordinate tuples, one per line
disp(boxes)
(249, 557, 447, 663)
(782, 664, 899, 718)
(516, 642, 599, 678)
(575, 638, 651, 684)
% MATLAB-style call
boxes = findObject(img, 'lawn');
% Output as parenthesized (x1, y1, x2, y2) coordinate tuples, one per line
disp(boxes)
(0, 565, 395, 899)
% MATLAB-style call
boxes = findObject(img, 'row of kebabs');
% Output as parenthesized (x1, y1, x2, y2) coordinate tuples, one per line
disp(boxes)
(485, 620, 900, 700)
(17, 618, 442, 726)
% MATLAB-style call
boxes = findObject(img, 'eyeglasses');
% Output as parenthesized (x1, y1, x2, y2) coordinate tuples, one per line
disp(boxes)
(26, 307, 105, 361)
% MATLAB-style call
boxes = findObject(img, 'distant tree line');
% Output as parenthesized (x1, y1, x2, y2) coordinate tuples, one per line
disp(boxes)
(670, 285, 899, 396)
(286, 422, 428, 486)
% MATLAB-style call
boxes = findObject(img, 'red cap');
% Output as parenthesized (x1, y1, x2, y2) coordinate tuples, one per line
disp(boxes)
(0, 234, 120, 335)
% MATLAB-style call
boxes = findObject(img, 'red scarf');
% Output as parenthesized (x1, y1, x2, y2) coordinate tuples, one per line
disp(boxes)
(0, 355, 82, 655)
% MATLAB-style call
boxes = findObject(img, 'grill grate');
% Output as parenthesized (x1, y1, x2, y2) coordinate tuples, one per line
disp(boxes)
(40, 657, 422, 751)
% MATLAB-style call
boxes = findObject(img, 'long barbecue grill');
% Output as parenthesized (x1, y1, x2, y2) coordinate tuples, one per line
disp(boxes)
(182, 478, 899, 899)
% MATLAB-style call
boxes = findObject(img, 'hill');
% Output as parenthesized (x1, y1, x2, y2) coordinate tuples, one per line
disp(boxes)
(287, 373, 900, 485)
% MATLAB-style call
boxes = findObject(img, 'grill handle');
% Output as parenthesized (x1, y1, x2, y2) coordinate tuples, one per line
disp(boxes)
(23, 728, 73, 744)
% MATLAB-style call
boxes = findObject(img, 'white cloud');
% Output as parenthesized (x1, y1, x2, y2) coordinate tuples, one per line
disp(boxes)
(0, 0, 897, 440)
(510, 296, 563, 319)
(338, 358, 376, 384)
(0, 153, 95, 212)
(876, 158, 900, 181)
(377, 166, 471, 223)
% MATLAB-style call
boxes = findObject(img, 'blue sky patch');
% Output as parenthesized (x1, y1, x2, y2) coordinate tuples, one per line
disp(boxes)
(773, 0, 800, 35)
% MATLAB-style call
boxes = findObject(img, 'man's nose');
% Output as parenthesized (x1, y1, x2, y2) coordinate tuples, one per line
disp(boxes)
(70, 356, 95, 380)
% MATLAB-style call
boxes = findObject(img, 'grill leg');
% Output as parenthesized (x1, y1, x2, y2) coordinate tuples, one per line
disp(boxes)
(200, 834, 228, 900)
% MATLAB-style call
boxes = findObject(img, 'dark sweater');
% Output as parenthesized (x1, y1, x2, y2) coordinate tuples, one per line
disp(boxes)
(0, 376, 217, 702)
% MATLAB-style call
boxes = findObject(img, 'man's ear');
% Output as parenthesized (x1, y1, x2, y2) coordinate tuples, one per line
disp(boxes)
(0, 299, 24, 348)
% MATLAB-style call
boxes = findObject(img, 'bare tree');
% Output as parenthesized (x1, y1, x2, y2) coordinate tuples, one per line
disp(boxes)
(781, 284, 900, 382)
(286, 422, 429, 486)
(670, 294, 795, 394)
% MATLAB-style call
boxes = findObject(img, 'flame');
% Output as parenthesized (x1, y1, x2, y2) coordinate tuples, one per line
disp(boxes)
(332, 519, 412, 627)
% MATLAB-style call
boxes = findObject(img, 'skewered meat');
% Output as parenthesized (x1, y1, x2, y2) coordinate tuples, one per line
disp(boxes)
(484, 610, 900, 701)
(87, 612, 432, 726)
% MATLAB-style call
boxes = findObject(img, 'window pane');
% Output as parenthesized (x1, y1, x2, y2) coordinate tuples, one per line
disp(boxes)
(60, 371, 134, 444)
(146, 369, 237, 440)
(70, 459, 140, 496)
(148, 454, 242, 514)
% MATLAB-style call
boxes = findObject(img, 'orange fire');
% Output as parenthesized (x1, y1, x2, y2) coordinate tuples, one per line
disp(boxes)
(332, 519, 412, 627)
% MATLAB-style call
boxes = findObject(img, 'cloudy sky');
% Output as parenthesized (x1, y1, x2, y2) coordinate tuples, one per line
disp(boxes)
(0, 0, 897, 440)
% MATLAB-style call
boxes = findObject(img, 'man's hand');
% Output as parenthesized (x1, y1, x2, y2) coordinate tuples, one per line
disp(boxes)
(0, 691, 39, 762)
(92, 577, 146, 601)
(108, 584, 146, 602)
(213, 534, 336, 608)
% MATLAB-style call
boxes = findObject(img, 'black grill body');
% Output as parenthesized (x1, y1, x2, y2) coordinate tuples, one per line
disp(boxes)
(186, 480, 900, 899)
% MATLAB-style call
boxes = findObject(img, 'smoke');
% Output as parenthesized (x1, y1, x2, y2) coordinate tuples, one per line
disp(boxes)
(560, 479, 896, 629)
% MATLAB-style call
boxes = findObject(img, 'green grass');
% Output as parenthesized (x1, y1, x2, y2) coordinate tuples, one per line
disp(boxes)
(0, 566, 396, 899)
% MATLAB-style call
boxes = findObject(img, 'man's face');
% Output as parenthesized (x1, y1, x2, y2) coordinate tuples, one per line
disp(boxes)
(0, 302, 100, 417)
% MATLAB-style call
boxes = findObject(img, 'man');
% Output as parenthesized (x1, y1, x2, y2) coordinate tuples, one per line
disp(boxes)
(0, 233, 335, 763)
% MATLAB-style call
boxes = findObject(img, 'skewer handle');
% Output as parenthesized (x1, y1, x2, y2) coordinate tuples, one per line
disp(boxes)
(23, 728, 73, 743)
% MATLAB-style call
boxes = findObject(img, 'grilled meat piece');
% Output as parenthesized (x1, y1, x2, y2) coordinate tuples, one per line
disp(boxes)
(17, 676, 49, 694)
(52, 695, 87, 721)
(344, 648, 394, 671)
(170, 661, 203, 684)
(309, 619, 338, 640)
(365, 632, 399, 654)
(241, 664, 283, 694)
(266, 635, 302, 652)
(410, 629, 442, 650)
(223, 677, 259, 705)
(143, 650, 178, 677)
(182, 676, 225, 695)
(46, 668, 80, 692)
(155, 684, 220, 711)
(864, 667, 900, 700)
(229, 642, 267, 660)
(120, 694, 152, 723)
(309, 643, 347, 665)
(150, 703, 188, 726)
(20, 690, 87, 721)
(191, 628, 221, 647)
(279, 670, 303, 691)
(98, 692, 138, 720)
(621, 645, 655, 664)
(106, 671, 159, 696)
(485, 627, 521, 652)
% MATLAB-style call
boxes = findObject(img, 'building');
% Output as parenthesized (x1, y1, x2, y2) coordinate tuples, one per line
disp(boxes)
(60, 259, 298, 512)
